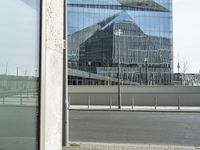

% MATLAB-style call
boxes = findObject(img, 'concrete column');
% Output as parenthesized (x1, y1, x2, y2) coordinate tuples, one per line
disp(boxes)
(40, 0, 65, 150)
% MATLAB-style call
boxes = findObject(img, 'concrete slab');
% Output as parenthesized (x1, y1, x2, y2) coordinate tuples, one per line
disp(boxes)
(69, 105, 200, 113)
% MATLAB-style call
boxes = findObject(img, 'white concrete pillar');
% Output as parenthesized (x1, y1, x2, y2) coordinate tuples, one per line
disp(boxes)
(40, 0, 65, 150)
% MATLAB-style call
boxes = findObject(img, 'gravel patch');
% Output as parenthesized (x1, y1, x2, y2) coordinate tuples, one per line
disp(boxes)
(63, 142, 200, 150)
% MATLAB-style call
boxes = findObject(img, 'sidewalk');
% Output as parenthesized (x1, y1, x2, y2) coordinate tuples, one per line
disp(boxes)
(64, 142, 200, 150)
(69, 105, 200, 113)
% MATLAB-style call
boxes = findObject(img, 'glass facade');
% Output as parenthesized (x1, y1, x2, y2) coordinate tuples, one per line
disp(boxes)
(68, 0, 173, 85)
(0, 0, 40, 150)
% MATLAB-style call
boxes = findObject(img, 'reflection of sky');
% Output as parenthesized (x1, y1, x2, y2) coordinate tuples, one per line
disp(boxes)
(68, 0, 172, 11)
(0, 0, 39, 76)
(68, 0, 120, 5)
(20, 0, 39, 11)
(101, 11, 133, 30)
(68, 5, 172, 38)
(154, 0, 172, 11)
(68, 7, 120, 34)
(127, 10, 172, 37)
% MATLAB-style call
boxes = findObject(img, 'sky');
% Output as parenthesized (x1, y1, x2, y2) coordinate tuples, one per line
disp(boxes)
(0, 0, 39, 76)
(173, 0, 200, 73)
(0, 0, 199, 75)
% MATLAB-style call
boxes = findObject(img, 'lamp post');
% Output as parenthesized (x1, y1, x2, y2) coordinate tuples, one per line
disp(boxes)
(63, 0, 68, 147)
(114, 28, 123, 109)
(144, 58, 148, 85)
(88, 61, 91, 84)
(16, 67, 19, 89)
(139, 64, 142, 85)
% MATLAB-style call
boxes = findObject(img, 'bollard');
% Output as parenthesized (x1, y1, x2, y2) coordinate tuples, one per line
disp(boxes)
(154, 96, 158, 110)
(110, 96, 112, 109)
(88, 96, 90, 109)
(20, 92, 23, 105)
(132, 96, 134, 110)
(27, 89, 29, 96)
(178, 96, 181, 110)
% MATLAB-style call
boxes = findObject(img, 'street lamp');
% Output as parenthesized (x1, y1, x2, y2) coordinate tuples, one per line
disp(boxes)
(114, 28, 123, 109)
(144, 58, 148, 85)
(63, 0, 68, 147)
(139, 64, 142, 85)
(88, 61, 91, 84)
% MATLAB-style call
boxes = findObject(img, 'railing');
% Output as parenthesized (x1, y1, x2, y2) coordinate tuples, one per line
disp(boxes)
(65, 86, 199, 112)
(0, 89, 38, 106)
(68, 95, 188, 111)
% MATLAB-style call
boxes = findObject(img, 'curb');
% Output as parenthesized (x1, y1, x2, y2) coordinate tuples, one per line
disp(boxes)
(69, 108, 200, 113)
(65, 142, 200, 150)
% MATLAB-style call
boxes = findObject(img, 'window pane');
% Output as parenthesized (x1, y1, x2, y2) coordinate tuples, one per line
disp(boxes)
(0, 0, 40, 150)
(67, 0, 173, 86)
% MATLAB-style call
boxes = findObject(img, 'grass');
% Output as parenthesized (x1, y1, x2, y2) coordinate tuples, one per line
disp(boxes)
(70, 143, 80, 148)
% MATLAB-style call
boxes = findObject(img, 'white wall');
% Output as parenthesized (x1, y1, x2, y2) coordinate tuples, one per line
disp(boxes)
(69, 86, 200, 106)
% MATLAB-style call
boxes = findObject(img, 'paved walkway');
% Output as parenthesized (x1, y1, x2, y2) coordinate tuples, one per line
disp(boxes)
(69, 105, 200, 112)
(64, 142, 200, 150)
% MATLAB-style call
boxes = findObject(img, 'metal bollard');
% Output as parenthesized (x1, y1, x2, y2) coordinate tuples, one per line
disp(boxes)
(88, 96, 90, 109)
(20, 92, 23, 105)
(132, 96, 134, 110)
(178, 96, 181, 110)
(110, 96, 112, 109)
(154, 96, 158, 110)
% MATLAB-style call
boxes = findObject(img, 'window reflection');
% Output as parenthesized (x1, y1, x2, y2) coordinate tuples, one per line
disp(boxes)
(0, 0, 40, 150)
(67, 0, 173, 86)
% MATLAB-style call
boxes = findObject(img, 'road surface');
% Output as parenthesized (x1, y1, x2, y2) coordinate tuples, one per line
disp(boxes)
(0, 106, 38, 150)
(1, 106, 200, 149)
(69, 110, 200, 146)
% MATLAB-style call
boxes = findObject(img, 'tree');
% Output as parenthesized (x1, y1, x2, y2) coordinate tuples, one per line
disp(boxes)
(181, 59, 190, 86)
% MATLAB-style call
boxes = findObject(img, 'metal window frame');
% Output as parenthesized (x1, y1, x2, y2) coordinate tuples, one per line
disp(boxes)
(39, 0, 45, 149)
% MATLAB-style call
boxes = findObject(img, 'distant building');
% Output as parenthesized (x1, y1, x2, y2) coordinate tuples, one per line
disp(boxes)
(173, 73, 182, 85)
(68, 0, 173, 85)
(173, 73, 200, 86)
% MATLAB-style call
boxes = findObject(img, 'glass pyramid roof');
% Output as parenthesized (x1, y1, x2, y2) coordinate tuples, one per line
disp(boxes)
(101, 11, 134, 30)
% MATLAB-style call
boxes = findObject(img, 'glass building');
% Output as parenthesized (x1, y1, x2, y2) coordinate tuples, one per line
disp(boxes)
(68, 0, 173, 85)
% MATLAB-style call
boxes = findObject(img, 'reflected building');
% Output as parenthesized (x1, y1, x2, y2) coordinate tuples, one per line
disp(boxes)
(68, 0, 173, 85)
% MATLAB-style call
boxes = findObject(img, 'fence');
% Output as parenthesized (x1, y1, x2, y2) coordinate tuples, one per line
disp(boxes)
(0, 89, 38, 106)
(68, 86, 200, 109)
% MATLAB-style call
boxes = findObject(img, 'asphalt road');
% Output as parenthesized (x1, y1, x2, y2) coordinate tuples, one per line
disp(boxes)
(1, 106, 200, 149)
(0, 106, 38, 150)
(69, 110, 200, 146)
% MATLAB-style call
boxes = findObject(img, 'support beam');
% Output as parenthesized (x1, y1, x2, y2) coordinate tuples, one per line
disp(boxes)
(40, 0, 65, 150)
